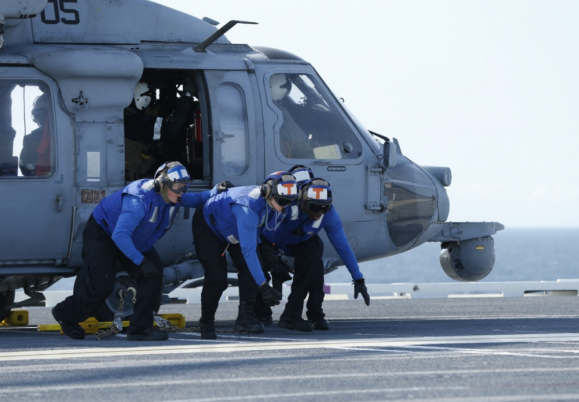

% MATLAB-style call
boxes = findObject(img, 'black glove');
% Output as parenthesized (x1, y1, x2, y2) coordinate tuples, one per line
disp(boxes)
(353, 278, 370, 306)
(139, 258, 158, 279)
(272, 260, 293, 283)
(258, 282, 282, 307)
(216, 181, 235, 193)
(258, 243, 280, 269)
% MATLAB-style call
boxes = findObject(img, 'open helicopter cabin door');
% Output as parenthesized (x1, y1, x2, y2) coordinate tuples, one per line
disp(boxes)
(0, 70, 74, 269)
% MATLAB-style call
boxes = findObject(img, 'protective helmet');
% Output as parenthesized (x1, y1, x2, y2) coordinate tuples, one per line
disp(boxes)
(154, 161, 190, 194)
(31, 94, 48, 125)
(288, 165, 314, 183)
(134, 81, 153, 110)
(301, 178, 333, 215)
(270, 74, 291, 101)
(261, 171, 299, 207)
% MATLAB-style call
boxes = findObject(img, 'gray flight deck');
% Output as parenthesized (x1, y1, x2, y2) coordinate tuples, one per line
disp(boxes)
(2, 288, 579, 401)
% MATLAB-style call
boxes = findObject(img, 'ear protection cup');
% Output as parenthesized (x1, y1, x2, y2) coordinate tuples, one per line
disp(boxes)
(153, 162, 168, 193)
(297, 184, 308, 204)
(260, 180, 273, 199)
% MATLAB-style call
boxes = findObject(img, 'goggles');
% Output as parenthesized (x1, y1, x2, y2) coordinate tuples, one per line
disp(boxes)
(305, 202, 331, 215)
(274, 196, 294, 207)
(167, 181, 188, 194)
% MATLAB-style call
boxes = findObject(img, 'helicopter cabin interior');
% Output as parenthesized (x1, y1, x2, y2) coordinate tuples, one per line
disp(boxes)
(121, 69, 207, 184)
(0, 69, 209, 184)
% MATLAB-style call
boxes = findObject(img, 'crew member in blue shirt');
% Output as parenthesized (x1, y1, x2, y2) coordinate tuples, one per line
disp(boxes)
(52, 162, 216, 341)
(192, 172, 299, 339)
(259, 172, 370, 331)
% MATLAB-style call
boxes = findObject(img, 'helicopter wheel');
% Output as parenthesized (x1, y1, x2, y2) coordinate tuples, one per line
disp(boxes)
(0, 290, 15, 322)
(93, 272, 137, 322)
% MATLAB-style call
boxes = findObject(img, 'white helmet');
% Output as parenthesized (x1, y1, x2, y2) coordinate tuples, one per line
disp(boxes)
(31, 94, 48, 125)
(134, 81, 152, 110)
(270, 74, 290, 101)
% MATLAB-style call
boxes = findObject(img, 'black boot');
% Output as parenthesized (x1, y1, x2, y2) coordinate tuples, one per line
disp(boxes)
(309, 318, 330, 330)
(257, 315, 273, 326)
(52, 306, 86, 340)
(234, 301, 264, 333)
(127, 327, 169, 341)
(278, 315, 314, 332)
(199, 315, 217, 340)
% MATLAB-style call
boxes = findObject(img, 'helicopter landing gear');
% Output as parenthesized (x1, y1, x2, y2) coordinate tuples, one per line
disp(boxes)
(93, 272, 137, 322)
(0, 290, 15, 322)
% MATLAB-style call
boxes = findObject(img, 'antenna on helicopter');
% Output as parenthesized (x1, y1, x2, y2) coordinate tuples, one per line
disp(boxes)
(194, 20, 258, 53)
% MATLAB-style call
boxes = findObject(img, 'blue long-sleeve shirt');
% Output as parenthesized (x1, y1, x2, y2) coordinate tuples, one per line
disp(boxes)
(111, 189, 215, 265)
(231, 204, 266, 285)
(203, 186, 286, 285)
(263, 205, 363, 280)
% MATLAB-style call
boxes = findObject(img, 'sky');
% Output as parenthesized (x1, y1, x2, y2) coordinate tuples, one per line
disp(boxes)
(153, 0, 579, 228)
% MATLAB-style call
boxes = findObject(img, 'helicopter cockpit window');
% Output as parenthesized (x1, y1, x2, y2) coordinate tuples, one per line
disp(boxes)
(0, 83, 54, 178)
(269, 73, 362, 160)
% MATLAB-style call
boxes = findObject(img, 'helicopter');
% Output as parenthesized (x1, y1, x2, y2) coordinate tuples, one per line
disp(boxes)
(0, 0, 503, 322)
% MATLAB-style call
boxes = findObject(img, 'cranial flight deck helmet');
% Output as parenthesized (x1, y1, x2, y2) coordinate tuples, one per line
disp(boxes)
(31, 94, 48, 125)
(154, 161, 190, 194)
(260, 171, 299, 207)
(288, 165, 314, 184)
(134, 81, 153, 110)
(299, 178, 333, 215)
(269, 74, 291, 102)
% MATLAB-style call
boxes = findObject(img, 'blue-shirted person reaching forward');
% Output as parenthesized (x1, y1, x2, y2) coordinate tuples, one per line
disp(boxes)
(192, 171, 299, 339)
(52, 162, 217, 341)
(257, 166, 370, 331)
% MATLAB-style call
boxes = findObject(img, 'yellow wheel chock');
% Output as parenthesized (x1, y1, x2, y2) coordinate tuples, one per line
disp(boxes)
(38, 313, 185, 335)
(0, 310, 29, 326)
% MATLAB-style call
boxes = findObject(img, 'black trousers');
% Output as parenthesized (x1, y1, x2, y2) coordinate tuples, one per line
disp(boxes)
(54, 215, 164, 334)
(193, 206, 258, 319)
(281, 234, 326, 320)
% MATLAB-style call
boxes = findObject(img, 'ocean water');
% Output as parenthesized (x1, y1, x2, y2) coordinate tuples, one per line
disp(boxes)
(43, 228, 579, 292)
(327, 228, 579, 284)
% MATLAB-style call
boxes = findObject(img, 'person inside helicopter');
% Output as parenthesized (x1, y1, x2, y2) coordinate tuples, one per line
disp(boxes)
(270, 74, 315, 159)
(269, 73, 363, 161)
(123, 73, 201, 181)
(19, 92, 52, 177)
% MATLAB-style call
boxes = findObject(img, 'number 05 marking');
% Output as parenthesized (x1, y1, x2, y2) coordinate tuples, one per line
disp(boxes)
(41, 0, 80, 25)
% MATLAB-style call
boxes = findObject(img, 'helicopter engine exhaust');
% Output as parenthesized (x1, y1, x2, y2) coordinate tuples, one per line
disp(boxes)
(439, 236, 495, 282)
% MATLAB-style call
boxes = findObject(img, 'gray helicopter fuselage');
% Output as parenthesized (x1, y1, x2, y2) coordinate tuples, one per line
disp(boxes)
(0, 0, 503, 302)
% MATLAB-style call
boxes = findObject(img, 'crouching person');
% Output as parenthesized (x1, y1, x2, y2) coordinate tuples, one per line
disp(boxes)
(53, 162, 215, 341)
(192, 172, 298, 339)
(259, 175, 371, 332)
